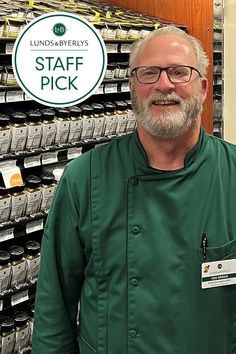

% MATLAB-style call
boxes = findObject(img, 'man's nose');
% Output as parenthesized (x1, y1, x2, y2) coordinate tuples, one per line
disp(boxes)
(152, 70, 176, 93)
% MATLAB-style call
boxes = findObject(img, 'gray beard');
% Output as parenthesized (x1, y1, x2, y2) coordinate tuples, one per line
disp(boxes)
(131, 88, 203, 139)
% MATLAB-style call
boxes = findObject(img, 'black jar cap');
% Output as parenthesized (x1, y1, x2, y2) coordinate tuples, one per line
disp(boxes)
(1, 316, 14, 333)
(40, 172, 54, 185)
(0, 251, 10, 266)
(14, 311, 28, 328)
(25, 240, 40, 255)
(25, 175, 41, 189)
(8, 245, 24, 261)
(41, 109, 55, 121)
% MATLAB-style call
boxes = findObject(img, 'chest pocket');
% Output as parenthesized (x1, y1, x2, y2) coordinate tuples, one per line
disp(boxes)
(197, 239, 236, 262)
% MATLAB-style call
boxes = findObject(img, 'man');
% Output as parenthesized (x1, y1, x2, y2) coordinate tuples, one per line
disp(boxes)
(32, 26, 236, 354)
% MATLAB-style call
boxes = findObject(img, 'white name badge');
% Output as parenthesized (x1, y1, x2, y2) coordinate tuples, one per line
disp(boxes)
(201, 259, 236, 289)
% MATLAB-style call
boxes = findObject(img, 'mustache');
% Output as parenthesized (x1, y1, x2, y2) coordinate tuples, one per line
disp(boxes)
(146, 92, 182, 106)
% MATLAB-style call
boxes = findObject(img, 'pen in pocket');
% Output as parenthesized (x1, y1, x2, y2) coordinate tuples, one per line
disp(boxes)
(201, 233, 208, 260)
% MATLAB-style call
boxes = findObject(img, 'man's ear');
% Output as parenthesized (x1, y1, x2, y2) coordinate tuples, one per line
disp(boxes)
(201, 78, 208, 103)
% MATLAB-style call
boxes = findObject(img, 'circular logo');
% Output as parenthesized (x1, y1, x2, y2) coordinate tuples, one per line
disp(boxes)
(53, 23, 66, 36)
(13, 12, 107, 107)
(217, 264, 223, 269)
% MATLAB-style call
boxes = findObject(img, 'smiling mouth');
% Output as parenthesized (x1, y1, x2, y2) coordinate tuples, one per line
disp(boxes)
(152, 100, 180, 106)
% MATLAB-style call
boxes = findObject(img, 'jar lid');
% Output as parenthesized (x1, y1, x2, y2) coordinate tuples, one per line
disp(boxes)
(93, 23, 104, 30)
(4, 65, 13, 72)
(25, 175, 41, 189)
(41, 109, 55, 121)
(114, 100, 128, 110)
(0, 114, 10, 127)
(119, 23, 131, 30)
(142, 24, 155, 31)
(1, 317, 14, 333)
(0, 187, 10, 196)
(10, 111, 27, 124)
(69, 106, 82, 118)
(25, 240, 40, 255)
(40, 172, 55, 185)
(81, 105, 93, 116)
(14, 311, 28, 328)
(8, 245, 24, 261)
(107, 63, 117, 70)
(118, 62, 128, 69)
(11, 185, 25, 193)
(27, 110, 42, 122)
(0, 251, 10, 265)
(55, 108, 70, 119)
(92, 103, 104, 115)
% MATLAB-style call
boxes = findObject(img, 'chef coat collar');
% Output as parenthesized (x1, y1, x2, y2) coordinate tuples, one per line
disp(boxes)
(132, 127, 209, 175)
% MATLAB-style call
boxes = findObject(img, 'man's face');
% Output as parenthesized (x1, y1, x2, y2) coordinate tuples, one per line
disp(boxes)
(130, 35, 208, 139)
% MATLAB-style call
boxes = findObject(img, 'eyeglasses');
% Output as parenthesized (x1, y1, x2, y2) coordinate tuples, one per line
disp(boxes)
(131, 65, 202, 84)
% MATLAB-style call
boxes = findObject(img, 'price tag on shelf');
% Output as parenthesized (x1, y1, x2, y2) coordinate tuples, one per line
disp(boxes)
(121, 82, 130, 92)
(0, 228, 14, 243)
(26, 219, 44, 234)
(0, 92, 5, 103)
(67, 147, 82, 160)
(41, 151, 58, 165)
(95, 84, 104, 94)
(5, 91, 24, 102)
(11, 290, 29, 306)
(120, 44, 132, 53)
(104, 83, 118, 94)
(106, 43, 118, 53)
(24, 93, 32, 101)
(24, 155, 41, 168)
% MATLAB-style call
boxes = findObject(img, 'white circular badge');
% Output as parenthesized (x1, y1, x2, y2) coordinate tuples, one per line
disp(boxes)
(12, 12, 107, 107)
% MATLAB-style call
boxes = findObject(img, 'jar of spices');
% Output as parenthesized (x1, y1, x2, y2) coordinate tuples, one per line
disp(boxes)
(0, 188, 11, 223)
(0, 114, 11, 154)
(25, 240, 41, 283)
(9, 111, 27, 153)
(9, 185, 26, 220)
(1, 65, 17, 85)
(68, 106, 82, 144)
(0, 250, 11, 294)
(25, 110, 42, 150)
(24, 175, 42, 216)
(40, 172, 56, 212)
(54, 108, 70, 145)
(105, 63, 117, 80)
(40, 108, 56, 148)
(8, 245, 27, 288)
(3, 17, 26, 38)
(0, 317, 15, 354)
(80, 105, 94, 140)
(14, 311, 30, 353)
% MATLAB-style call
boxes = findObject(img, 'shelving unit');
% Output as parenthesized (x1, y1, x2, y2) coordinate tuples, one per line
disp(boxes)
(213, 0, 223, 138)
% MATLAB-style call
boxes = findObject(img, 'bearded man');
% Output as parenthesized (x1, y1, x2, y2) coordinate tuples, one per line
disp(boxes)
(32, 26, 236, 354)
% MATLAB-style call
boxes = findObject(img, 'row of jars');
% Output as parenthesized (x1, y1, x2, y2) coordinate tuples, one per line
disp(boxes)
(0, 172, 56, 224)
(0, 240, 41, 294)
(105, 62, 129, 80)
(1, 63, 129, 86)
(0, 100, 136, 155)
(94, 22, 155, 40)
(0, 306, 34, 354)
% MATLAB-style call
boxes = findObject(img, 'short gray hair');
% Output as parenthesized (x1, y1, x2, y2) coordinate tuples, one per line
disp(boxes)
(129, 25, 209, 77)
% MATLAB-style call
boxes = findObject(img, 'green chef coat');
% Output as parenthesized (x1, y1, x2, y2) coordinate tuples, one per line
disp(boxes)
(32, 128, 236, 354)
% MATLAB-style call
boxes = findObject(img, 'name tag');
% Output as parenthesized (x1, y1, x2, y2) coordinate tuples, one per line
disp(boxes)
(201, 259, 236, 289)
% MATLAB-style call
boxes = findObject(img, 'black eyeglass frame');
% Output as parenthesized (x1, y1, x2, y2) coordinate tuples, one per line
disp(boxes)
(131, 65, 202, 84)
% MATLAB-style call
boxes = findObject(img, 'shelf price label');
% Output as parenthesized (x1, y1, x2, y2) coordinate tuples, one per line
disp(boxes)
(41, 151, 58, 165)
(11, 290, 29, 306)
(26, 219, 44, 234)
(0, 228, 14, 243)
(24, 155, 41, 168)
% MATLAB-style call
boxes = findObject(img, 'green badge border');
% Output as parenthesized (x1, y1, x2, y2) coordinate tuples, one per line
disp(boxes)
(13, 13, 107, 106)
